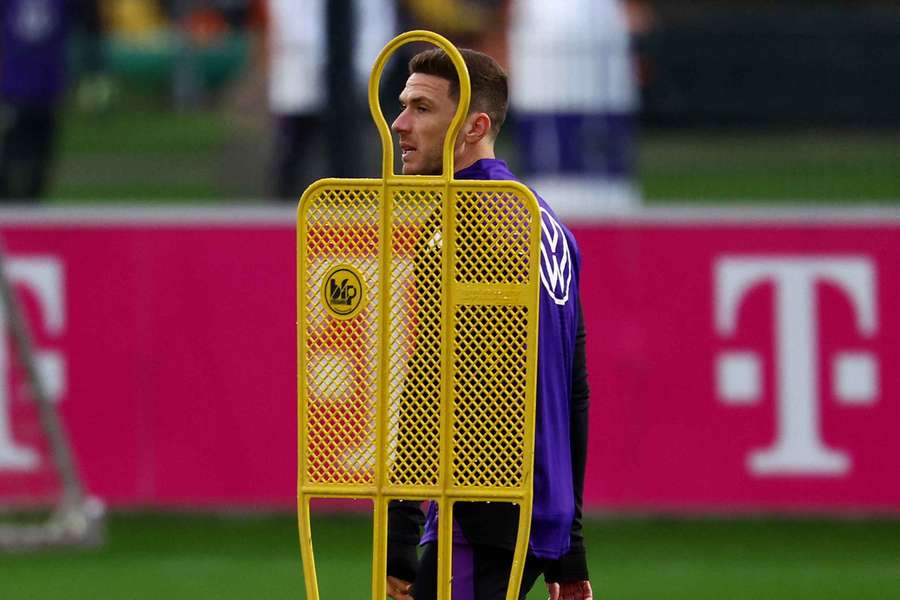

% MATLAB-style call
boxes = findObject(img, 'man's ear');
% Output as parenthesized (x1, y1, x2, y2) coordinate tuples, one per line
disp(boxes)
(463, 112, 492, 144)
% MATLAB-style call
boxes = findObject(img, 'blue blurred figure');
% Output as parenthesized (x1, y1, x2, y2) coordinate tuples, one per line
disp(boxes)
(508, 0, 639, 209)
(0, 0, 102, 201)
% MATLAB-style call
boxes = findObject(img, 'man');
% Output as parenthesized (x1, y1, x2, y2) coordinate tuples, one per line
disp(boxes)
(0, 0, 103, 201)
(266, 0, 397, 199)
(386, 47, 592, 600)
(508, 0, 638, 208)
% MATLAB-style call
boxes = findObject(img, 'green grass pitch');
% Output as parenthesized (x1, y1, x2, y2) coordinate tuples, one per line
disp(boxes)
(48, 106, 900, 204)
(2, 512, 899, 599)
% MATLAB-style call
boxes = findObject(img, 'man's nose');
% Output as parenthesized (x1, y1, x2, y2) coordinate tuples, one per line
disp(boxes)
(392, 110, 409, 134)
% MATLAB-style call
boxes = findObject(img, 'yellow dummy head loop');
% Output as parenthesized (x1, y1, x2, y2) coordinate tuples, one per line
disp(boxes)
(367, 30, 472, 180)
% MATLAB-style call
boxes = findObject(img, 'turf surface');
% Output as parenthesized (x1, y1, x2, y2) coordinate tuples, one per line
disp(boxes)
(46, 106, 900, 204)
(2, 513, 899, 599)
(637, 130, 900, 203)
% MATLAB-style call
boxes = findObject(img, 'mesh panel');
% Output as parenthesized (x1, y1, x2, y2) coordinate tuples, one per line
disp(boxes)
(303, 188, 380, 485)
(387, 190, 443, 487)
(299, 181, 539, 495)
(454, 190, 533, 284)
(451, 304, 529, 488)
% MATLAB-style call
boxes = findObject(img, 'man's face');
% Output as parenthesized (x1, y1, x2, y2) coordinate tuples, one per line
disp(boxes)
(391, 73, 457, 175)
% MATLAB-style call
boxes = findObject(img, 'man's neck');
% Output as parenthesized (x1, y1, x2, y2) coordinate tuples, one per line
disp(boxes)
(454, 143, 495, 173)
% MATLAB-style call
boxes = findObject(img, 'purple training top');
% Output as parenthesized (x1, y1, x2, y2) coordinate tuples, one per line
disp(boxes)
(1, 0, 70, 105)
(421, 158, 583, 559)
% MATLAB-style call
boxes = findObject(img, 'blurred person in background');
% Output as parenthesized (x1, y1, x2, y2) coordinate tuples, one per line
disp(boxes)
(265, 0, 397, 201)
(210, 0, 254, 28)
(0, 0, 104, 201)
(401, 0, 506, 60)
(508, 0, 638, 209)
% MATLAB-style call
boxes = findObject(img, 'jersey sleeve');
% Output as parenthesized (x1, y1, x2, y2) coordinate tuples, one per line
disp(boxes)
(544, 299, 591, 582)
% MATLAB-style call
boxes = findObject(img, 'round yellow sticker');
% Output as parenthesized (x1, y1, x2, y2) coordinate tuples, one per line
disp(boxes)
(321, 264, 366, 319)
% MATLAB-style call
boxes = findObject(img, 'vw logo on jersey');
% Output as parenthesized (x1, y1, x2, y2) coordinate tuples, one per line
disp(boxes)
(539, 208, 572, 305)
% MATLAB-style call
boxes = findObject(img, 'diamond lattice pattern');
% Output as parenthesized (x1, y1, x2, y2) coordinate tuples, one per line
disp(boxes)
(455, 190, 533, 284)
(387, 189, 443, 487)
(303, 188, 380, 485)
(452, 304, 529, 488)
(300, 182, 536, 493)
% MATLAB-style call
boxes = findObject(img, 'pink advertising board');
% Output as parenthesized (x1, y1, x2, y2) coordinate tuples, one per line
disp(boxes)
(0, 207, 898, 513)
(576, 213, 900, 512)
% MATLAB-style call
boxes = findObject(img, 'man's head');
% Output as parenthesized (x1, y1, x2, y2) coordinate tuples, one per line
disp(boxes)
(391, 47, 508, 175)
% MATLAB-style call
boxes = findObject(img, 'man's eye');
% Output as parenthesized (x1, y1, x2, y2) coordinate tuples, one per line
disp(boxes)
(417, 106, 428, 113)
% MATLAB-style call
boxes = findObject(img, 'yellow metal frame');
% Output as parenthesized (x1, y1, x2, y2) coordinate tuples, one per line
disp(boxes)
(297, 30, 542, 600)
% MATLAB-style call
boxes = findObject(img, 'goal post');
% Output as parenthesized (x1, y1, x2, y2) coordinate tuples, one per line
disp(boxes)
(297, 31, 542, 600)
(0, 240, 104, 551)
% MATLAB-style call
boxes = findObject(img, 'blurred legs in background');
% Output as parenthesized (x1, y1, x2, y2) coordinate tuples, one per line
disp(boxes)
(516, 113, 634, 179)
(272, 113, 322, 201)
(266, 0, 396, 201)
(0, 103, 58, 201)
(508, 0, 639, 213)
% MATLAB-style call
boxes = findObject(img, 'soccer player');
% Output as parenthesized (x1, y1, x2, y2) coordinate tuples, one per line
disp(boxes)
(386, 47, 592, 600)
(0, 0, 103, 200)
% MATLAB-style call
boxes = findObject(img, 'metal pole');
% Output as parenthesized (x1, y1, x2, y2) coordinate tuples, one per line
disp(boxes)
(326, 0, 359, 177)
(0, 241, 84, 513)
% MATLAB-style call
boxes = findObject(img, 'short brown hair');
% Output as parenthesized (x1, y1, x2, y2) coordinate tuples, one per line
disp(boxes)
(408, 47, 508, 137)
